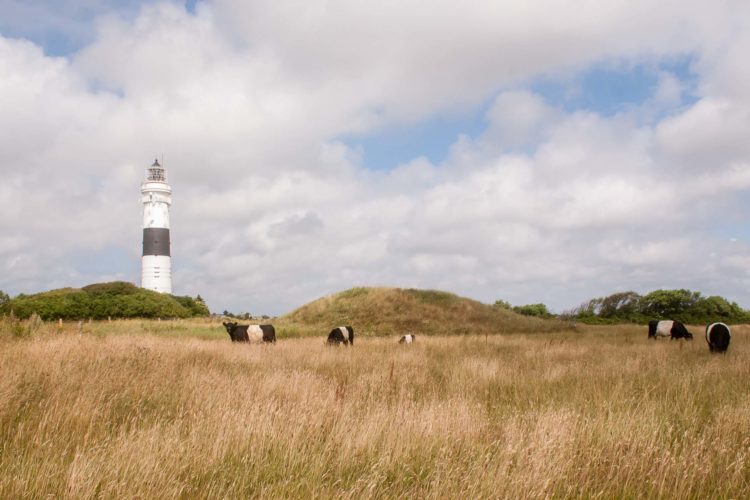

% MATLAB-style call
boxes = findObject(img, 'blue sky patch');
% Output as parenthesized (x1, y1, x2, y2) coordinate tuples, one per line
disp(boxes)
(340, 109, 487, 170)
(532, 57, 698, 116)
(185, 0, 199, 14)
(0, 1, 197, 57)
(344, 57, 699, 171)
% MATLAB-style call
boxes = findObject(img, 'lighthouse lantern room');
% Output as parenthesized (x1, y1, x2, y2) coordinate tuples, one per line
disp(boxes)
(141, 158, 172, 293)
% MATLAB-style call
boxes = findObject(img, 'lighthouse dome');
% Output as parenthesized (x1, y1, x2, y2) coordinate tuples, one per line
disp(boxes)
(146, 158, 167, 182)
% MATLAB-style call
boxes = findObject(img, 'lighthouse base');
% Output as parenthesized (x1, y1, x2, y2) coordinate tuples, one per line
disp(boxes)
(141, 255, 172, 294)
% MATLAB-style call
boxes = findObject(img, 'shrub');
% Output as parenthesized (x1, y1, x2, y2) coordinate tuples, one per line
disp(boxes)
(512, 303, 552, 318)
(172, 295, 210, 317)
(0, 290, 9, 314)
(566, 289, 750, 325)
(5, 282, 210, 321)
(493, 300, 512, 310)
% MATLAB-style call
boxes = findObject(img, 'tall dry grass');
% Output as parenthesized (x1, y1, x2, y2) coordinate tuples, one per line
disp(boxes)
(1, 321, 749, 498)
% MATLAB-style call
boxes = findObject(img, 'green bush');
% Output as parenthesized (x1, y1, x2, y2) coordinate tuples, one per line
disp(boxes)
(0, 290, 9, 315)
(493, 300, 512, 310)
(512, 303, 553, 318)
(172, 295, 210, 316)
(5, 282, 210, 321)
(567, 289, 750, 325)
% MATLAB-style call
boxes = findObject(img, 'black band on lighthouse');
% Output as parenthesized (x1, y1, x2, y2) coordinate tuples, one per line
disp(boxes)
(142, 228, 171, 256)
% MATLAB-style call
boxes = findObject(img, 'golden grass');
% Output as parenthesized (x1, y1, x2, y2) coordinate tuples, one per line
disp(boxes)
(1, 321, 749, 498)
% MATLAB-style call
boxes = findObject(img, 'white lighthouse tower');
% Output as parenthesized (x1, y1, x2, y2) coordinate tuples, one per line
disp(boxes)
(141, 158, 172, 294)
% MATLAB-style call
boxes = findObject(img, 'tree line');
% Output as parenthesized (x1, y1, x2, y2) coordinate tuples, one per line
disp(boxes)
(0, 282, 209, 320)
(2, 283, 745, 325)
(496, 289, 750, 324)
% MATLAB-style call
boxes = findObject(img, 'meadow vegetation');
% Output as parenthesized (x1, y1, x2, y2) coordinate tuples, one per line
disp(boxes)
(279, 287, 572, 337)
(1, 316, 748, 498)
(1, 282, 208, 320)
(564, 289, 750, 324)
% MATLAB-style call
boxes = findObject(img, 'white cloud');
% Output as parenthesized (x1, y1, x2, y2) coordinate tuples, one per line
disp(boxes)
(1, 0, 750, 315)
(656, 98, 750, 170)
(482, 91, 558, 150)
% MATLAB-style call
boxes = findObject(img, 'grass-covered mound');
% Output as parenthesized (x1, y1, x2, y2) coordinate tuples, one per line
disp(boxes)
(3, 282, 208, 320)
(278, 287, 572, 337)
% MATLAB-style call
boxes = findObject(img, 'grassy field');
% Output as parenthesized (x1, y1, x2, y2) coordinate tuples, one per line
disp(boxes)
(1, 319, 748, 498)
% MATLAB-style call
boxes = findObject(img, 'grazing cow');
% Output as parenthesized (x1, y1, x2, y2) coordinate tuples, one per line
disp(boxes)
(223, 322, 276, 343)
(706, 322, 731, 353)
(648, 320, 694, 340)
(327, 326, 354, 346)
(399, 334, 415, 344)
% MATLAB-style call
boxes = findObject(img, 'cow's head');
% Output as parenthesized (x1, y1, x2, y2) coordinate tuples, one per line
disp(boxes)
(685, 331, 694, 340)
(222, 322, 237, 337)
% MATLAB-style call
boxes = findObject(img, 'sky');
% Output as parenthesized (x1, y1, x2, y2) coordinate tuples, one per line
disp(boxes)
(1, 0, 750, 316)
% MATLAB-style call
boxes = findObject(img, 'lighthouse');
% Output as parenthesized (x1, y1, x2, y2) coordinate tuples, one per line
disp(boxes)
(141, 158, 172, 294)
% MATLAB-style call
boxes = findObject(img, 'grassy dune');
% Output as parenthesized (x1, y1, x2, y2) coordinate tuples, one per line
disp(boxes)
(279, 287, 572, 337)
(1, 320, 749, 498)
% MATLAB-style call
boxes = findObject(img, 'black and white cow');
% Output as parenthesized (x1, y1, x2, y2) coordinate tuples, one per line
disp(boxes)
(327, 326, 354, 346)
(647, 320, 694, 340)
(706, 322, 731, 353)
(223, 322, 276, 343)
(399, 334, 415, 344)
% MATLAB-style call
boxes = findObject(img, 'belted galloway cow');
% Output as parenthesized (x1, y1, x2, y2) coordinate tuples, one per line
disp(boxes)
(399, 334, 415, 344)
(706, 322, 731, 353)
(648, 320, 693, 340)
(223, 321, 276, 343)
(327, 326, 354, 346)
